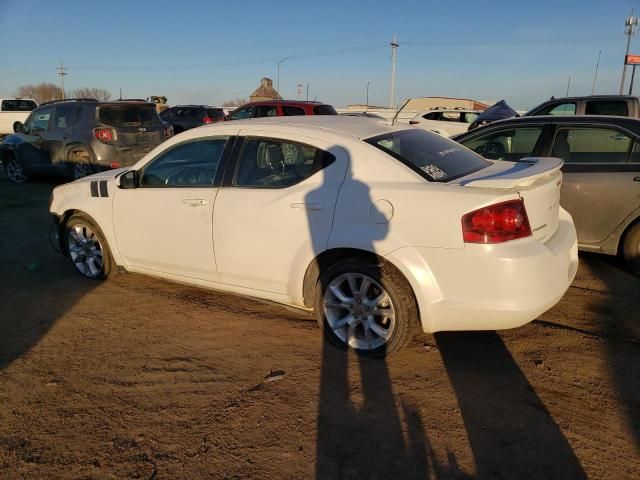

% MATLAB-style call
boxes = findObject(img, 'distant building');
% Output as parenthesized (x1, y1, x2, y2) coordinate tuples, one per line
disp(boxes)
(249, 77, 282, 102)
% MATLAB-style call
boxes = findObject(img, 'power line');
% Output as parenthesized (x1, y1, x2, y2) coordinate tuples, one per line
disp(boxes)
(56, 60, 67, 99)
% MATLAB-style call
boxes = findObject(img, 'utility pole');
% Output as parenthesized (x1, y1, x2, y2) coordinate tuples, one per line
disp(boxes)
(566, 76, 571, 97)
(306, 82, 311, 101)
(592, 50, 602, 95)
(630, 65, 638, 94)
(296, 82, 302, 100)
(620, 10, 639, 94)
(389, 33, 399, 110)
(277, 57, 288, 97)
(366, 81, 370, 110)
(56, 60, 68, 99)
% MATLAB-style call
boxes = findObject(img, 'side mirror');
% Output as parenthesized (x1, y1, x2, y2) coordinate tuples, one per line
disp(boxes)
(119, 170, 139, 189)
(13, 121, 25, 133)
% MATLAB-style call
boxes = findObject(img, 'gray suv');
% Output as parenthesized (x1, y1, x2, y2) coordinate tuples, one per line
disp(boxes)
(0, 98, 171, 182)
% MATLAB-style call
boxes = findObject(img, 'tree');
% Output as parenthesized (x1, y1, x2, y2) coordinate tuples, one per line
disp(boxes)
(14, 83, 63, 104)
(70, 87, 111, 101)
(222, 98, 248, 108)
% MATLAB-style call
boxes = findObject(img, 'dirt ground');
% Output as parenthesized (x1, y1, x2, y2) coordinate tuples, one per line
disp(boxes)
(0, 173, 638, 480)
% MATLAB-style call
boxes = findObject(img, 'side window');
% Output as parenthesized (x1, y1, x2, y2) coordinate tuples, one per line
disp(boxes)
(462, 127, 544, 161)
(53, 106, 76, 130)
(441, 112, 463, 122)
(630, 142, 640, 163)
(282, 106, 305, 116)
(29, 108, 53, 133)
(233, 137, 334, 188)
(254, 105, 277, 117)
(585, 101, 629, 116)
(160, 108, 175, 120)
(551, 127, 632, 164)
(140, 137, 229, 187)
(424, 112, 441, 120)
(2, 100, 37, 111)
(536, 103, 576, 116)
(230, 107, 254, 120)
(462, 112, 478, 124)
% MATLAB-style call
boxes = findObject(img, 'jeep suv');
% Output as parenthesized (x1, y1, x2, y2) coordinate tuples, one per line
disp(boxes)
(0, 98, 171, 182)
(224, 100, 337, 121)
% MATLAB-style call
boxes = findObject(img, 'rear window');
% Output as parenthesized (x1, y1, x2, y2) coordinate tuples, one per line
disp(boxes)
(206, 108, 225, 120)
(98, 104, 160, 127)
(313, 105, 337, 115)
(283, 106, 305, 116)
(2, 99, 37, 112)
(366, 129, 490, 182)
(585, 100, 628, 116)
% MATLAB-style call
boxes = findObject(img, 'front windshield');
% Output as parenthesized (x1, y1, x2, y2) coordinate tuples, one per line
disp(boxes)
(366, 129, 490, 182)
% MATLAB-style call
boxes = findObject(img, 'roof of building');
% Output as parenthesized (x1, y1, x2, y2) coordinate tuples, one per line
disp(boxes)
(250, 77, 282, 100)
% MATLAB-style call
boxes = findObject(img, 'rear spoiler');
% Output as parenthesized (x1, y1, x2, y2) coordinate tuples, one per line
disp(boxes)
(461, 157, 563, 189)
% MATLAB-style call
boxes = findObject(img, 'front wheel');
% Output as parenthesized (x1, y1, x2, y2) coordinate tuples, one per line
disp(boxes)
(314, 259, 418, 357)
(65, 214, 113, 279)
(4, 156, 28, 183)
(622, 222, 640, 276)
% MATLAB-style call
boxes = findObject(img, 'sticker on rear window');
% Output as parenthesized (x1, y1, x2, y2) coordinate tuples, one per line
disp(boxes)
(421, 164, 447, 180)
(438, 147, 461, 157)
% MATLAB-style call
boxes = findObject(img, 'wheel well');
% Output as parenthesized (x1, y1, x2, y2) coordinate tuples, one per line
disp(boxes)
(58, 209, 79, 255)
(618, 215, 640, 255)
(302, 248, 411, 308)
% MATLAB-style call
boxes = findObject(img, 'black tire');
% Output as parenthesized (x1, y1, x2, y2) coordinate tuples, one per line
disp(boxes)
(4, 155, 29, 183)
(64, 213, 114, 279)
(622, 222, 640, 276)
(314, 258, 418, 357)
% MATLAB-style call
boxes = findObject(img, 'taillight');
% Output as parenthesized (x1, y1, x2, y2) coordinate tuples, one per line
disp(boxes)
(409, 120, 420, 125)
(203, 117, 213, 124)
(110, 162, 121, 169)
(462, 199, 532, 244)
(94, 127, 115, 142)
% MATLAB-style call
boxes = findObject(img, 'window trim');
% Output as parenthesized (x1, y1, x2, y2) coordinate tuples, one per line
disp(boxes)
(226, 136, 336, 189)
(137, 136, 234, 188)
(29, 107, 54, 133)
(549, 125, 636, 165)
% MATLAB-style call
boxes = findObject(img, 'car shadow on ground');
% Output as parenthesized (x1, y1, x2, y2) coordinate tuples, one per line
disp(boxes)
(435, 331, 587, 479)
(0, 175, 94, 371)
(578, 252, 640, 451)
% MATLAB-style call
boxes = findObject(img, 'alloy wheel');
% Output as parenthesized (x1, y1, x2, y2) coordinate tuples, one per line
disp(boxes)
(67, 223, 104, 278)
(5, 158, 28, 183)
(323, 272, 396, 350)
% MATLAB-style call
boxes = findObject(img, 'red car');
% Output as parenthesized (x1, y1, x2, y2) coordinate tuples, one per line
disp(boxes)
(225, 100, 337, 120)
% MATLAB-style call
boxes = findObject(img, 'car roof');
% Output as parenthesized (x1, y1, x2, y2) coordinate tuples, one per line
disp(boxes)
(417, 108, 479, 114)
(201, 115, 406, 140)
(242, 100, 328, 106)
(537, 94, 638, 102)
(455, 114, 640, 138)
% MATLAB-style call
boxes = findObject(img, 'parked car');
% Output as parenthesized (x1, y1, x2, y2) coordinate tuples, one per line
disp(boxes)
(49, 116, 577, 356)
(160, 105, 225, 133)
(408, 108, 479, 137)
(454, 115, 640, 274)
(224, 100, 337, 120)
(0, 98, 171, 182)
(526, 95, 640, 117)
(0, 98, 37, 136)
(340, 112, 386, 120)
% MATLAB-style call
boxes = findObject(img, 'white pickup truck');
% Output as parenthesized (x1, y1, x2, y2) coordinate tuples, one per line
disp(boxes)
(0, 98, 38, 136)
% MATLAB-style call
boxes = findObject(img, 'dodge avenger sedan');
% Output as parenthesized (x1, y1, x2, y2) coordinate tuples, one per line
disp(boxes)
(49, 116, 578, 356)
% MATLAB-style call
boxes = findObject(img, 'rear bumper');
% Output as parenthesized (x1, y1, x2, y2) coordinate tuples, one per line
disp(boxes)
(385, 207, 578, 333)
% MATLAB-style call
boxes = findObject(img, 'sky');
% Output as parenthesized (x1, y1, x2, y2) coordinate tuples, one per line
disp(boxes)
(1, 0, 639, 109)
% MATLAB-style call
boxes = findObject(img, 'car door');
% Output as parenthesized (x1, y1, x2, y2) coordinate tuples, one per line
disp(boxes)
(213, 131, 348, 295)
(547, 125, 640, 245)
(113, 136, 233, 282)
(17, 107, 53, 171)
(43, 105, 76, 172)
(459, 124, 549, 161)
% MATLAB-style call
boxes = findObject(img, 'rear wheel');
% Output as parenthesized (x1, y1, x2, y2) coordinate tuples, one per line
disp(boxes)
(4, 156, 28, 183)
(68, 151, 94, 180)
(64, 213, 113, 279)
(314, 258, 418, 357)
(622, 222, 640, 276)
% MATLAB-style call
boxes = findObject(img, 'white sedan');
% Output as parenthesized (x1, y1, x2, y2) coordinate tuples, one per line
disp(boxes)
(50, 116, 578, 356)
(409, 109, 479, 137)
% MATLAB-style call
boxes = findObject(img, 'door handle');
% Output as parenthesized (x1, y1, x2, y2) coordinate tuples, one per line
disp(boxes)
(290, 202, 324, 210)
(634, 176, 640, 182)
(182, 198, 208, 206)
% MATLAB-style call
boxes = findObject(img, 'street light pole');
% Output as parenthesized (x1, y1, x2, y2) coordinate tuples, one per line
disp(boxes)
(277, 57, 288, 97)
(366, 81, 370, 110)
(306, 82, 311, 101)
(620, 11, 638, 94)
